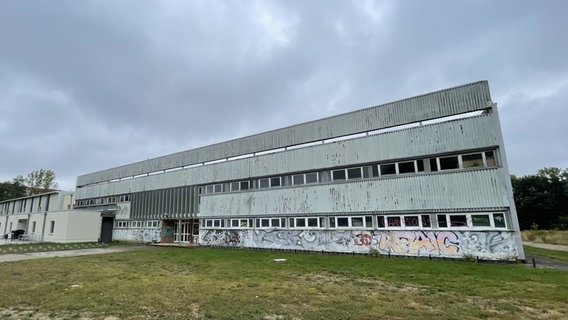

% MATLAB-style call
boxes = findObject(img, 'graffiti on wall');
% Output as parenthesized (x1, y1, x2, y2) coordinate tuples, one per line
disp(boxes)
(113, 228, 161, 243)
(199, 229, 519, 260)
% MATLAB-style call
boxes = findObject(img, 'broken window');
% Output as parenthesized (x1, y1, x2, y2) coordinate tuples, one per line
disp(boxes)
(485, 151, 496, 167)
(462, 153, 483, 168)
(439, 156, 459, 170)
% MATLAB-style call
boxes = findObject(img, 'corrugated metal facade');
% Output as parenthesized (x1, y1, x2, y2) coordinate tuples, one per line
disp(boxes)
(200, 169, 509, 216)
(76, 81, 491, 187)
(73, 81, 524, 260)
(75, 112, 500, 199)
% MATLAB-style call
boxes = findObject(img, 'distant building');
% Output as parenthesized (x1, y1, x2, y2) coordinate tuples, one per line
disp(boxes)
(74, 81, 525, 260)
(0, 191, 101, 243)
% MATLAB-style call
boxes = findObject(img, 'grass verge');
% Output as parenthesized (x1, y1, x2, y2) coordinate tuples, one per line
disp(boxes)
(0, 242, 109, 255)
(0, 247, 566, 319)
(524, 245, 568, 262)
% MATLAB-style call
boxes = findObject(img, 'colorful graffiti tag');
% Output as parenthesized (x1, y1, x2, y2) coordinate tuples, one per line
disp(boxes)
(199, 229, 518, 260)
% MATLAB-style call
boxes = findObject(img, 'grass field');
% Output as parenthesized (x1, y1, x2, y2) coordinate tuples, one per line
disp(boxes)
(0, 246, 566, 320)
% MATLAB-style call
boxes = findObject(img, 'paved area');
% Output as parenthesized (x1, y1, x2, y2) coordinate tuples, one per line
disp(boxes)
(0, 245, 157, 263)
(523, 241, 568, 252)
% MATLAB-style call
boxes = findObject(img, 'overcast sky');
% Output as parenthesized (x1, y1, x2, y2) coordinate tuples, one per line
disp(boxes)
(1, 0, 567, 191)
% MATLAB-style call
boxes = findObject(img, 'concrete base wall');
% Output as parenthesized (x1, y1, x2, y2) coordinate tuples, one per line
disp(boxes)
(199, 229, 520, 261)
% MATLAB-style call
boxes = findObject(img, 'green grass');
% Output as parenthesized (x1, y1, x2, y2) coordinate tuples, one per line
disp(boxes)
(0, 241, 108, 254)
(0, 247, 566, 319)
(524, 245, 568, 262)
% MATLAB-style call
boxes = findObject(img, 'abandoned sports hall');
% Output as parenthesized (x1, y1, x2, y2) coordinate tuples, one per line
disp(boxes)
(74, 81, 525, 261)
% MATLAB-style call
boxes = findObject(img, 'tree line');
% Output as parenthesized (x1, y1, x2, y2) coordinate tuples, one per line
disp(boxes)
(1, 167, 567, 230)
(512, 167, 568, 230)
(0, 169, 58, 201)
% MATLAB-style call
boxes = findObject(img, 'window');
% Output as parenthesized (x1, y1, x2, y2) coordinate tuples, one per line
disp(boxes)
(291, 217, 321, 228)
(117, 221, 129, 228)
(332, 169, 346, 181)
(403, 216, 420, 227)
(462, 153, 483, 168)
(270, 177, 281, 187)
(305, 172, 318, 184)
(387, 216, 401, 227)
(380, 164, 396, 176)
(259, 178, 270, 188)
(416, 160, 425, 172)
(471, 214, 491, 227)
(231, 182, 240, 191)
(439, 156, 459, 170)
(337, 217, 349, 227)
(429, 158, 439, 172)
(437, 215, 447, 228)
(449, 215, 467, 227)
(347, 168, 362, 179)
(49, 221, 55, 234)
(377, 216, 385, 228)
(398, 161, 415, 174)
(206, 185, 214, 193)
(421, 215, 431, 228)
(493, 213, 506, 228)
(351, 217, 364, 227)
(229, 219, 252, 228)
(240, 181, 250, 190)
(292, 174, 304, 185)
(307, 218, 318, 227)
(485, 151, 496, 167)
(32, 221, 37, 233)
(214, 184, 223, 193)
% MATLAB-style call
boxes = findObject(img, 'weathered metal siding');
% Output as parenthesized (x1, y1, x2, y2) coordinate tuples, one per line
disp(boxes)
(198, 168, 509, 217)
(130, 185, 198, 220)
(76, 81, 491, 187)
(75, 113, 499, 199)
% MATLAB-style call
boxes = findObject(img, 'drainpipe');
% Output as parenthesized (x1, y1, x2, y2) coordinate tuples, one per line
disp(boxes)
(41, 196, 50, 242)
(41, 211, 47, 242)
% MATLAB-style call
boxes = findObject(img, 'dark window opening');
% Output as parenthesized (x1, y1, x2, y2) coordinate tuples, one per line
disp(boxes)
(439, 156, 459, 170)
(380, 164, 396, 176)
(398, 161, 415, 174)
(449, 215, 467, 227)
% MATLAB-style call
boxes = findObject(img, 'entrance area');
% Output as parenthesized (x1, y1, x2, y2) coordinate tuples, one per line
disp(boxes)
(161, 219, 199, 244)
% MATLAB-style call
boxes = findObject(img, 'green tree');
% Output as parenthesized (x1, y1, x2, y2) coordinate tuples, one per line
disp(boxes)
(512, 167, 568, 230)
(17, 169, 59, 195)
(0, 179, 27, 201)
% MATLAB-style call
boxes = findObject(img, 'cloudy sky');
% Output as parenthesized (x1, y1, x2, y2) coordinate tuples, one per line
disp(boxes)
(1, 0, 566, 191)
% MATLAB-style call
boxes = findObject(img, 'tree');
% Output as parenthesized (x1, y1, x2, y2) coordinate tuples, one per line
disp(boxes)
(512, 167, 568, 230)
(0, 179, 26, 201)
(17, 169, 59, 195)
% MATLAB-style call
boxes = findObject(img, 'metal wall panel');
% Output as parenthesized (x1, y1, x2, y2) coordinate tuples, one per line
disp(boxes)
(198, 169, 509, 217)
(75, 113, 500, 199)
(77, 81, 492, 186)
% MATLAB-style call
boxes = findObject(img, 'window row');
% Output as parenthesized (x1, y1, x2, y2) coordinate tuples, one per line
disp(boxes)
(202, 212, 507, 230)
(115, 220, 160, 229)
(75, 194, 131, 207)
(201, 150, 498, 194)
